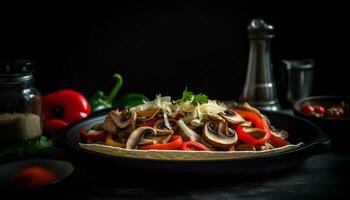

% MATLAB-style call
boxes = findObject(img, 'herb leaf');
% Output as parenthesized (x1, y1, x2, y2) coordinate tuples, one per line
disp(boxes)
(178, 87, 208, 105)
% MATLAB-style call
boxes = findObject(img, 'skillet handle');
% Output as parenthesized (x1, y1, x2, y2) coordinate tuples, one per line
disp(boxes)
(309, 129, 331, 154)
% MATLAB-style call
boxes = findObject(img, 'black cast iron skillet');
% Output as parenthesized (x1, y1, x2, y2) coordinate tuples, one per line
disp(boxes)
(54, 109, 330, 177)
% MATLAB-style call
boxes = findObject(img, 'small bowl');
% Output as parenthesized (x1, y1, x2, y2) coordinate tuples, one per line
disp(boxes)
(293, 96, 350, 151)
(0, 159, 74, 191)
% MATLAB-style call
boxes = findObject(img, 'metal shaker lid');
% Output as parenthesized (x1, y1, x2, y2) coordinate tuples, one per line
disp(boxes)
(0, 59, 34, 84)
(282, 59, 314, 70)
(248, 19, 274, 39)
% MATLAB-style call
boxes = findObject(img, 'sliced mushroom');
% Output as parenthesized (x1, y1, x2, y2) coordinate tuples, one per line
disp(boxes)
(136, 108, 160, 122)
(241, 120, 252, 127)
(218, 121, 228, 133)
(242, 127, 266, 139)
(142, 134, 172, 144)
(126, 127, 157, 149)
(202, 121, 238, 150)
(226, 101, 239, 109)
(189, 119, 204, 127)
(241, 102, 261, 114)
(270, 128, 289, 140)
(206, 113, 224, 121)
(99, 116, 117, 133)
(219, 110, 245, 124)
(200, 137, 216, 150)
(110, 109, 137, 129)
(153, 119, 176, 135)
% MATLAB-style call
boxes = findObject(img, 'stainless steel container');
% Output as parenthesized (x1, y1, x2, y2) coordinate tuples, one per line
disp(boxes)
(282, 59, 314, 105)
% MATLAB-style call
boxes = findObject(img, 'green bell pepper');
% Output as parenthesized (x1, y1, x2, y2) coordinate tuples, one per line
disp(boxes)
(115, 93, 149, 108)
(89, 73, 123, 111)
(89, 73, 149, 111)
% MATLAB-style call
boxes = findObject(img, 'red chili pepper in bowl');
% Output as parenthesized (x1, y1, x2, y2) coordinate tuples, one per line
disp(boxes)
(42, 90, 91, 133)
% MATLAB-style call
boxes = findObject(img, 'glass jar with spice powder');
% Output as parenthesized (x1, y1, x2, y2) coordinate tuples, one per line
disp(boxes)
(0, 59, 42, 147)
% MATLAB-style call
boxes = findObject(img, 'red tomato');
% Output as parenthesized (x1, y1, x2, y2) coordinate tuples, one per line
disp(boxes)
(300, 105, 314, 114)
(314, 105, 326, 115)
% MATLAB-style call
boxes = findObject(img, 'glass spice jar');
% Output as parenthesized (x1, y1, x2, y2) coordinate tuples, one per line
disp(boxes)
(0, 59, 42, 146)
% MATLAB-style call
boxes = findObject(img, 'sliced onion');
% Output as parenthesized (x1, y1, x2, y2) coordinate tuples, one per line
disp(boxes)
(163, 112, 172, 130)
(177, 119, 201, 141)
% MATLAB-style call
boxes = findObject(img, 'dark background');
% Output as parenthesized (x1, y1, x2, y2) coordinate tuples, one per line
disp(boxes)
(0, 1, 347, 104)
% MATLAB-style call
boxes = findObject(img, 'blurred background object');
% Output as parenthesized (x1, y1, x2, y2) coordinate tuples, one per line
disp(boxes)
(0, 1, 346, 105)
(281, 59, 314, 106)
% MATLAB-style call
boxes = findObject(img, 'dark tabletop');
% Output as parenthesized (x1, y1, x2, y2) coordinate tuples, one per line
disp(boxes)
(2, 149, 349, 200)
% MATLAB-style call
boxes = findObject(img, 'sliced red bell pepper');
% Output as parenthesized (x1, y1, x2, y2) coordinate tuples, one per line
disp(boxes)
(180, 141, 210, 151)
(80, 128, 107, 144)
(233, 109, 271, 148)
(269, 133, 288, 147)
(138, 135, 183, 150)
(233, 124, 259, 147)
(233, 109, 288, 148)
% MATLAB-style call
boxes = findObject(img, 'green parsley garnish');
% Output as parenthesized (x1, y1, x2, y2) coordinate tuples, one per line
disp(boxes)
(178, 88, 208, 105)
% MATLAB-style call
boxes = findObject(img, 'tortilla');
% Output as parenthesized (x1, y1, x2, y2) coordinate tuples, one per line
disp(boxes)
(79, 142, 304, 161)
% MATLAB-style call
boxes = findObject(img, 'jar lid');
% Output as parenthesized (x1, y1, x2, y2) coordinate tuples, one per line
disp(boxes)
(0, 59, 34, 84)
(248, 19, 274, 39)
(282, 59, 314, 70)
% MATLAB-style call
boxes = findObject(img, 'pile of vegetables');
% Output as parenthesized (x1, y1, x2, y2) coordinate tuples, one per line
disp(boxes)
(80, 90, 289, 151)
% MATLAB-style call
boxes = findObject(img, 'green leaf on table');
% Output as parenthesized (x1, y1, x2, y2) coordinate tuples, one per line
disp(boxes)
(0, 136, 54, 157)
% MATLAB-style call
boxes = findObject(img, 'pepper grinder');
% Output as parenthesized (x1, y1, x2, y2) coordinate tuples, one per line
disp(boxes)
(242, 19, 280, 111)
